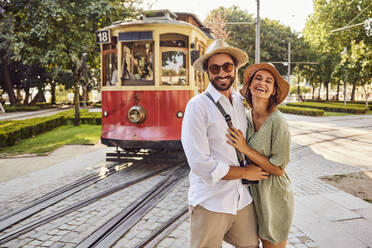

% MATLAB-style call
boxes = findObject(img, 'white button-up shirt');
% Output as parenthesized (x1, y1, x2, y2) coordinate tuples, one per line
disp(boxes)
(181, 84, 252, 215)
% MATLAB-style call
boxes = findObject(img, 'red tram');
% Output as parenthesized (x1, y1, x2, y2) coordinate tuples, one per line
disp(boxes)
(97, 10, 213, 151)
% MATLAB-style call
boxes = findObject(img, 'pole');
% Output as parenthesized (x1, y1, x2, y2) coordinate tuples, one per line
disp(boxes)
(344, 82, 347, 106)
(255, 0, 260, 63)
(288, 41, 291, 85)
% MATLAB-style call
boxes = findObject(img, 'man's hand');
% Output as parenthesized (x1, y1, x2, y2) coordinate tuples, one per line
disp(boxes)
(243, 165, 269, 181)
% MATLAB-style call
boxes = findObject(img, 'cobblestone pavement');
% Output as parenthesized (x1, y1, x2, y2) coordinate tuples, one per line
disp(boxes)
(0, 114, 371, 247)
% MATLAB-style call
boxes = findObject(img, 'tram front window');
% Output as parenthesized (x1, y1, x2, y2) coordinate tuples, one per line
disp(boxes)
(122, 42, 154, 85)
(102, 37, 117, 87)
(161, 51, 187, 86)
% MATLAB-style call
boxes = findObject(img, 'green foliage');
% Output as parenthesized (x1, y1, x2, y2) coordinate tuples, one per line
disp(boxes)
(303, 0, 372, 98)
(0, 124, 101, 156)
(306, 100, 372, 110)
(55, 109, 102, 125)
(3, 103, 55, 112)
(290, 86, 311, 95)
(278, 105, 324, 116)
(4, 105, 41, 112)
(334, 40, 372, 98)
(1, 0, 142, 108)
(0, 109, 102, 147)
(0, 115, 66, 147)
(206, 6, 315, 80)
(286, 102, 368, 114)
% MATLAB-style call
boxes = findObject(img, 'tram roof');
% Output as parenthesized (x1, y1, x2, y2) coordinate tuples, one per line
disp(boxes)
(100, 10, 213, 39)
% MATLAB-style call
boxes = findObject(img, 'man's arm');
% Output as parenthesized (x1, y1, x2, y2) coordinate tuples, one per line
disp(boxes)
(222, 165, 269, 180)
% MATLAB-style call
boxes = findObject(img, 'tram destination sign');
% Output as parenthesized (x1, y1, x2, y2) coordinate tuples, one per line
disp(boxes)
(96, 30, 111, 44)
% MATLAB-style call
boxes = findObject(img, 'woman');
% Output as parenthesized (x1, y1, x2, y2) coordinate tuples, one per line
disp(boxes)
(226, 63, 294, 248)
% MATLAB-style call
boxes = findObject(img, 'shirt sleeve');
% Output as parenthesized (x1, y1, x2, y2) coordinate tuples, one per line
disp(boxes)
(181, 98, 230, 185)
(269, 115, 291, 169)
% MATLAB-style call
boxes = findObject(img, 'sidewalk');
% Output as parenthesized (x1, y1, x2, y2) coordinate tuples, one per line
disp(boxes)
(286, 114, 372, 248)
(0, 108, 68, 121)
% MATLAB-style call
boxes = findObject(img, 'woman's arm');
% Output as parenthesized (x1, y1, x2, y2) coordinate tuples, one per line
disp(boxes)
(226, 127, 285, 176)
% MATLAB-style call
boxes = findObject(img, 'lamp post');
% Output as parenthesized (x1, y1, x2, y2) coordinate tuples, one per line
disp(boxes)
(255, 0, 260, 63)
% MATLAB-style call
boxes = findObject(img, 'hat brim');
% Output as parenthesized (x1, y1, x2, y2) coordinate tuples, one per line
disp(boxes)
(240, 63, 290, 105)
(192, 47, 248, 73)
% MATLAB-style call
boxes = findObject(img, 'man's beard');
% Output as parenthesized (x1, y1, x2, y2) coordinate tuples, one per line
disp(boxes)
(209, 75, 235, 91)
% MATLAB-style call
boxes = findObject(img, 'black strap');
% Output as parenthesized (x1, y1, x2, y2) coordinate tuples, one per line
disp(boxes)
(205, 92, 258, 185)
(205, 92, 245, 166)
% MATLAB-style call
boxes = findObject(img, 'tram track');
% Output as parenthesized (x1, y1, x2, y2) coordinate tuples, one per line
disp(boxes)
(134, 206, 189, 248)
(0, 161, 128, 233)
(76, 165, 189, 248)
(0, 151, 185, 246)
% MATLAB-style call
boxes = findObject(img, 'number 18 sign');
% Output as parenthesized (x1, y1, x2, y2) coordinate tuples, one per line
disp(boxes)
(96, 30, 111, 44)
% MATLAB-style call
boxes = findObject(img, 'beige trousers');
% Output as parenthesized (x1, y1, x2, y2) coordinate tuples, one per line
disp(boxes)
(189, 203, 259, 248)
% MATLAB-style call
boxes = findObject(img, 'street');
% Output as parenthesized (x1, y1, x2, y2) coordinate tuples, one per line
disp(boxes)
(0, 113, 371, 248)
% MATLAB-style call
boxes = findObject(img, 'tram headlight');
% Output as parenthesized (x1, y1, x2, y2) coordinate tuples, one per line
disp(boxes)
(176, 111, 184, 118)
(128, 106, 146, 124)
(103, 110, 109, 117)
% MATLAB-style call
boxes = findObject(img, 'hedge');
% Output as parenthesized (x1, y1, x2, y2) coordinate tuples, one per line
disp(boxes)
(55, 110, 102, 125)
(0, 115, 66, 147)
(278, 105, 324, 116)
(0, 109, 102, 147)
(286, 102, 368, 114)
(3, 104, 58, 112)
(4, 105, 41, 112)
(305, 100, 372, 110)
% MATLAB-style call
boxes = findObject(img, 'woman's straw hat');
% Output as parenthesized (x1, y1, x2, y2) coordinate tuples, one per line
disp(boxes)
(192, 39, 248, 73)
(240, 63, 290, 104)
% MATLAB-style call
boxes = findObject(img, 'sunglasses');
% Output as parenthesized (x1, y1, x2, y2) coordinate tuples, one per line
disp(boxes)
(208, 62, 234, 75)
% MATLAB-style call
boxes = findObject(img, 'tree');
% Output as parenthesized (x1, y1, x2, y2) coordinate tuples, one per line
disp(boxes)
(336, 40, 372, 107)
(0, 7, 17, 105)
(3, 0, 141, 125)
(303, 0, 372, 101)
(204, 10, 230, 40)
(205, 6, 315, 84)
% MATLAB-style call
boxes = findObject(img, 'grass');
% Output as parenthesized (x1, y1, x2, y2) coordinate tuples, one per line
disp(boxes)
(0, 124, 101, 157)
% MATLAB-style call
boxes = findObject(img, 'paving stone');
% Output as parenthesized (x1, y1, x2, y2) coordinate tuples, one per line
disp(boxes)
(41, 240, 55, 247)
(49, 243, 65, 248)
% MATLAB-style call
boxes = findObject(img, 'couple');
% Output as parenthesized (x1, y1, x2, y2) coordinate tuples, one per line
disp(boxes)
(181, 40, 294, 248)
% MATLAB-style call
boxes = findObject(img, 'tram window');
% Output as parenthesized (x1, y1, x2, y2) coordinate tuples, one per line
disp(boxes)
(102, 37, 118, 87)
(103, 53, 118, 86)
(161, 51, 188, 86)
(103, 37, 117, 50)
(121, 41, 154, 86)
(160, 40, 186, 47)
(160, 33, 187, 48)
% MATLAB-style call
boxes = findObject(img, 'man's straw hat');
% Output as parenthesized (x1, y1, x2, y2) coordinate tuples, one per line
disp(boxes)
(240, 63, 290, 105)
(192, 39, 248, 73)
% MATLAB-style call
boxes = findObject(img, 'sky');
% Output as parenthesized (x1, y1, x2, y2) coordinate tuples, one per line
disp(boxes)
(143, 0, 314, 33)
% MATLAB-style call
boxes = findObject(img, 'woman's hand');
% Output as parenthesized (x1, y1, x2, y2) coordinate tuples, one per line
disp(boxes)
(226, 126, 250, 154)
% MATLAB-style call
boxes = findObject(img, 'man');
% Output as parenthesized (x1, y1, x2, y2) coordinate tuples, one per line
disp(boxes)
(181, 39, 269, 248)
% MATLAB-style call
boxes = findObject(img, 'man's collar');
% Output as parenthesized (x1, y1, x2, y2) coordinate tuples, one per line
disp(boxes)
(206, 83, 235, 103)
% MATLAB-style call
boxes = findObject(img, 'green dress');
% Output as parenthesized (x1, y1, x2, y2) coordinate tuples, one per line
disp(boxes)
(247, 109, 294, 245)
